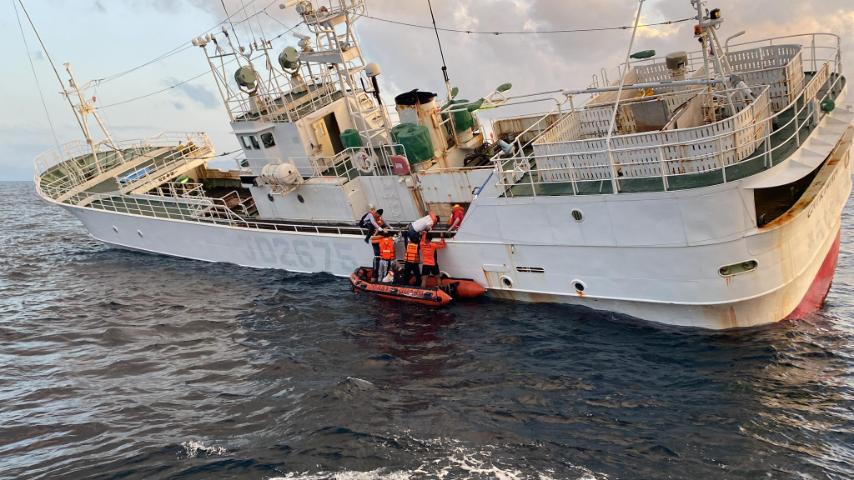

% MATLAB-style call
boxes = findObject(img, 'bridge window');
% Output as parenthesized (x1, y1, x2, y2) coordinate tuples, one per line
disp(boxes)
(261, 132, 276, 148)
(240, 135, 256, 150)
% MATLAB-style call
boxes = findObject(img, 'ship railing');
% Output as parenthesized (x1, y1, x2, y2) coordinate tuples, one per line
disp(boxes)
(64, 188, 373, 236)
(299, 143, 405, 181)
(301, 0, 366, 25)
(228, 80, 340, 124)
(35, 132, 213, 201)
(494, 56, 844, 196)
(621, 33, 840, 90)
(153, 181, 207, 199)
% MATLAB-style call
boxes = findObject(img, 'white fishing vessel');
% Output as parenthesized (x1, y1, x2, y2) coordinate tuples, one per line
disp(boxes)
(33, 0, 852, 329)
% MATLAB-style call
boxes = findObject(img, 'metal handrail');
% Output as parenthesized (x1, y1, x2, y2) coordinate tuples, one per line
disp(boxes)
(37, 133, 213, 201)
(58, 188, 373, 237)
(492, 37, 843, 196)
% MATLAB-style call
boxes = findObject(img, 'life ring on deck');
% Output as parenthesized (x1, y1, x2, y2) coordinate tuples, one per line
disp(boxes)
(353, 150, 376, 173)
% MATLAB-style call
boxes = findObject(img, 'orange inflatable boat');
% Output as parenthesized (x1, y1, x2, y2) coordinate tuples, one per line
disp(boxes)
(424, 276, 487, 299)
(350, 267, 453, 306)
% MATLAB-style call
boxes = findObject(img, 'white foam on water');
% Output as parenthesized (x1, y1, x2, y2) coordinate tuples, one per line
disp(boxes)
(179, 440, 228, 459)
(268, 470, 409, 480)
(268, 435, 607, 480)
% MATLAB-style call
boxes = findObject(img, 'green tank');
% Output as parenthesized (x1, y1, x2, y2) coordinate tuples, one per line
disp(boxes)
(444, 99, 475, 133)
(339, 129, 363, 149)
(391, 123, 434, 163)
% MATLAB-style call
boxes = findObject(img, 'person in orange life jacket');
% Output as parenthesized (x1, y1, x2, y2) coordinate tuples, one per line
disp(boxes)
(360, 206, 385, 243)
(369, 232, 386, 281)
(448, 204, 465, 231)
(406, 212, 438, 243)
(420, 231, 446, 287)
(402, 237, 422, 286)
(377, 231, 397, 282)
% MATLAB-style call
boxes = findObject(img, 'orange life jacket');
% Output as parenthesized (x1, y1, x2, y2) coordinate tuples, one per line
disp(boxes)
(419, 236, 446, 266)
(374, 213, 386, 227)
(404, 241, 419, 263)
(379, 237, 396, 260)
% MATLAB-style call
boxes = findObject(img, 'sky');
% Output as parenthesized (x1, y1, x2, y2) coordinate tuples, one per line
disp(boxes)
(2, 0, 853, 181)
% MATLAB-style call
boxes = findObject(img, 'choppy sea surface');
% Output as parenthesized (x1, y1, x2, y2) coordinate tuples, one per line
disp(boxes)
(1, 180, 852, 479)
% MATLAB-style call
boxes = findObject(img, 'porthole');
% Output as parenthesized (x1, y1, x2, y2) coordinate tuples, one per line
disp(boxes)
(112, 225, 118, 233)
(297, 194, 305, 203)
(137, 230, 143, 238)
(719, 260, 758, 277)
(572, 279, 586, 292)
(500, 275, 513, 288)
(267, 193, 274, 202)
(571, 209, 583, 222)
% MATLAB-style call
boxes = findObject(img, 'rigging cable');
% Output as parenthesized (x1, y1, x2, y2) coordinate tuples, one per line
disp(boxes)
(100, 20, 305, 110)
(219, 0, 243, 46)
(360, 14, 694, 35)
(96, 9, 694, 110)
(96, 0, 276, 86)
(604, 0, 646, 192)
(14, 0, 92, 150)
(12, 0, 61, 152)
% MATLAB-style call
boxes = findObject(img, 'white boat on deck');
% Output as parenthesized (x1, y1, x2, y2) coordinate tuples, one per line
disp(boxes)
(34, 0, 852, 329)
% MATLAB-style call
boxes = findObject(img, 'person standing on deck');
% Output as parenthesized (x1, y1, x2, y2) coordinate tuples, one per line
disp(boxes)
(420, 231, 446, 287)
(402, 238, 422, 286)
(448, 204, 465, 231)
(360, 206, 385, 243)
(377, 231, 396, 282)
(406, 212, 438, 243)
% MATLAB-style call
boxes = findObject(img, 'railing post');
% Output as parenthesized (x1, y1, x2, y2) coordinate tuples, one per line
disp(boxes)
(764, 117, 773, 168)
(568, 154, 578, 195)
(794, 99, 801, 147)
(527, 156, 536, 197)
(657, 146, 669, 191)
(811, 35, 817, 72)
(718, 134, 728, 183)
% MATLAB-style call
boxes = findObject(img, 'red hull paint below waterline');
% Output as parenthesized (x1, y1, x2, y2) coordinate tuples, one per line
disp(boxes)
(785, 229, 842, 320)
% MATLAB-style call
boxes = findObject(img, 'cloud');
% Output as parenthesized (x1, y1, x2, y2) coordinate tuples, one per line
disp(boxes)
(165, 79, 218, 109)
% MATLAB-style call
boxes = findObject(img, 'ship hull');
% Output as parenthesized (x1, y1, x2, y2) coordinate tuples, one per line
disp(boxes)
(61, 135, 850, 330)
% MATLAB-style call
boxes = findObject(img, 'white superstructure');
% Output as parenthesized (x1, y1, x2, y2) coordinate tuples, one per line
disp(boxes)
(34, 0, 853, 329)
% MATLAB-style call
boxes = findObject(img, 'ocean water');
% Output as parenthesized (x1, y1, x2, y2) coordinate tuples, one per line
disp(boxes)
(1, 180, 852, 480)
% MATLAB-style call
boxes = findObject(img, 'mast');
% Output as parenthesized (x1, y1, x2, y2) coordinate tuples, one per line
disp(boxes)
(63, 64, 125, 171)
(15, 0, 123, 168)
(691, 0, 736, 117)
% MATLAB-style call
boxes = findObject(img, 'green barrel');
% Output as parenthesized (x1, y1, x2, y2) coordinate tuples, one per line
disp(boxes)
(391, 123, 434, 163)
(339, 129, 363, 149)
(445, 99, 475, 133)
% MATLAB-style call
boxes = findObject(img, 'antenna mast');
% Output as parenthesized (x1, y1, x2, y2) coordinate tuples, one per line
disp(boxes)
(63, 64, 125, 170)
(426, 0, 452, 98)
(691, 0, 736, 117)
